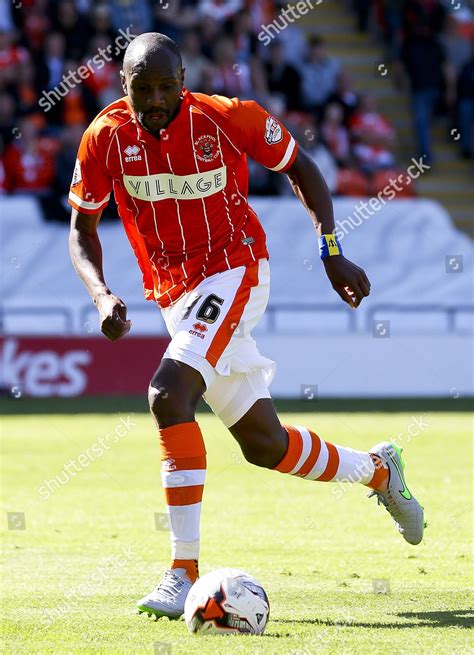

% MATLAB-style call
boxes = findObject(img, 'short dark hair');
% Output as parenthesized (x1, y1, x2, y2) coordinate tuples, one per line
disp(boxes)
(123, 32, 182, 73)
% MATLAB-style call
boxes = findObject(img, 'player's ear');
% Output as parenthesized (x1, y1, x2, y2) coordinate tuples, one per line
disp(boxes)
(120, 70, 128, 95)
(180, 67, 185, 85)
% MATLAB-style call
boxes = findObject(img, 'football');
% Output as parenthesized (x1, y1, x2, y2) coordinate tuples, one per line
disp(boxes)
(184, 568, 270, 635)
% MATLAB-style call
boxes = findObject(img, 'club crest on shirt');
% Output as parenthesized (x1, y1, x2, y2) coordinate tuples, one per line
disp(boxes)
(71, 159, 82, 186)
(264, 116, 282, 145)
(194, 134, 219, 162)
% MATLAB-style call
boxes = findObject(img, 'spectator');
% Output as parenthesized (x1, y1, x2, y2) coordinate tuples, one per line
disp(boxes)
(36, 32, 66, 94)
(211, 37, 252, 98)
(227, 9, 258, 63)
(0, 29, 30, 87)
(154, 0, 199, 44)
(320, 102, 351, 167)
(16, 61, 46, 128)
(35, 32, 67, 126)
(54, 122, 84, 200)
(108, 0, 153, 38)
(301, 119, 339, 194)
(327, 70, 359, 125)
(457, 55, 474, 159)
(403, 0, 446, 40)
(349, 94, 396, 173)
(401, 44, 455, 165)
(199, 0, 243, 24)
(3, 118, 58, 194)
(83, 36, 121, 108)
(198, 15, 222, 60)
(180, 30, 212, 92)
(379, 0, 406, 60)
(51, 0, 90, 61)
(401, 0, 455, 163)
(352, 0, 372, 32)
(299, 35, 341, 118)
(247, 56, 270, 104)
(0, 90, 16, 150)
(270, 1, 308, 66)
(89, 4, 122, 60)
(264, 40, 302, 111)
(20, 0, 51, 55)
(60, 59, 92, 127)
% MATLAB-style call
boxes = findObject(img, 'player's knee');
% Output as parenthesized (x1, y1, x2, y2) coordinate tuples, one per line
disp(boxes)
(148, 382, 194, 427)
(240, 431, 285, 469)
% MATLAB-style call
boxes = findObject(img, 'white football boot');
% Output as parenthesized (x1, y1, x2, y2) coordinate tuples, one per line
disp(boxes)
(368, 442, 425, 545)
(137, 568, 193, 619)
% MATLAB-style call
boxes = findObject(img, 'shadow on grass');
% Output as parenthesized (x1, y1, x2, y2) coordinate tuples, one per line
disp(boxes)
(272, 609, 473, 629)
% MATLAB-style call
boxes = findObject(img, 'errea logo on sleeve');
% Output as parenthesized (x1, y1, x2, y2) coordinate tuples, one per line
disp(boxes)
(264, 116, 283, 145)
(124, 144, 142, 162)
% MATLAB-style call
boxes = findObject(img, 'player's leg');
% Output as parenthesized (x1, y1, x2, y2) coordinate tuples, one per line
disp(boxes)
(137, 260, 267, 619)
(138, 358, 207, 619)
(228, 397, 424, 545)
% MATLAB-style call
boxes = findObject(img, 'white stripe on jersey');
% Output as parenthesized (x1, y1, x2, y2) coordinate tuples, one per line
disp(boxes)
(115, 128, 167, 302)
(166, 151, 188, 282)
(106, 117, 133, 169)
(189, 109, 212, 274)
(230, 169, 256, 262)
(268, 135, 297, 172)
(69, 190, 110, 210)
(241, 228, 256, 261)
(140, 142, 176, 294)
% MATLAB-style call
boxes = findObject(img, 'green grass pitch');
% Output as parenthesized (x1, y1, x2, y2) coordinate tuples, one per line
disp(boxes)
(1, 409, 472, 654)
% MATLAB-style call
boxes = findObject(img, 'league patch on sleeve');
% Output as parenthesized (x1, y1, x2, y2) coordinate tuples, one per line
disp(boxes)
(264, 116, 283, 145)
(71, 159, 82, 186)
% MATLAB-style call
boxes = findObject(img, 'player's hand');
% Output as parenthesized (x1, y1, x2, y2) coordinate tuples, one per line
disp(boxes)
(95, 293, 131, 340)
(323, 255, 371, 308)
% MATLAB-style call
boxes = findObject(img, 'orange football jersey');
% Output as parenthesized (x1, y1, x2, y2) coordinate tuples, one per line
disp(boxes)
(69, 88, 298, 307)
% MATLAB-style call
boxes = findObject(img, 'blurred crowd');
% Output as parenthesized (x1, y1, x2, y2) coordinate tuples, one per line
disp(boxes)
(357, 0, 474, 164)
(0, 0, 472, 221)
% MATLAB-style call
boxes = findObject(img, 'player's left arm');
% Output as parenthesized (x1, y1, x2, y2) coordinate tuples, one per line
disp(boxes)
(285, 147, 371, 308)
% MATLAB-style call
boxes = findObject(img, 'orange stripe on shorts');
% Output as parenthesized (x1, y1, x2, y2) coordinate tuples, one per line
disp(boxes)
(165, 484, 204, 506)
(205, 262, 259, 367)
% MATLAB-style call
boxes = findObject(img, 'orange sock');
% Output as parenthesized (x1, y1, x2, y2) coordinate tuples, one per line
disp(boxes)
(367, 454, 389, 491)
(158, 422, 206, 571)
(171, 558, 199, 583)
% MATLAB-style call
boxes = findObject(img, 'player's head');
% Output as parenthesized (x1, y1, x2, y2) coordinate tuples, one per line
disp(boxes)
(121, 32, 185, 136)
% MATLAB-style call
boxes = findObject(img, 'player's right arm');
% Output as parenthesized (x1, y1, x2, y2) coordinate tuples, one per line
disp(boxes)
(69, 208, 131, 341)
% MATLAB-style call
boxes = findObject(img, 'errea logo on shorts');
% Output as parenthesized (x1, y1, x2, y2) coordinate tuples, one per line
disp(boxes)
(123, 166, 227, 201)
(124, 144, 142, 162)
(189, 323, 207, 339)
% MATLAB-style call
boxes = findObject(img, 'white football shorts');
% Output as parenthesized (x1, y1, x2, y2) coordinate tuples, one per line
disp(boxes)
(160, 258, 276, 427)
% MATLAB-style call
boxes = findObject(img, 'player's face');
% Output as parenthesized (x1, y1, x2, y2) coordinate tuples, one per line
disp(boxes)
(122, 55, 185, 137)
